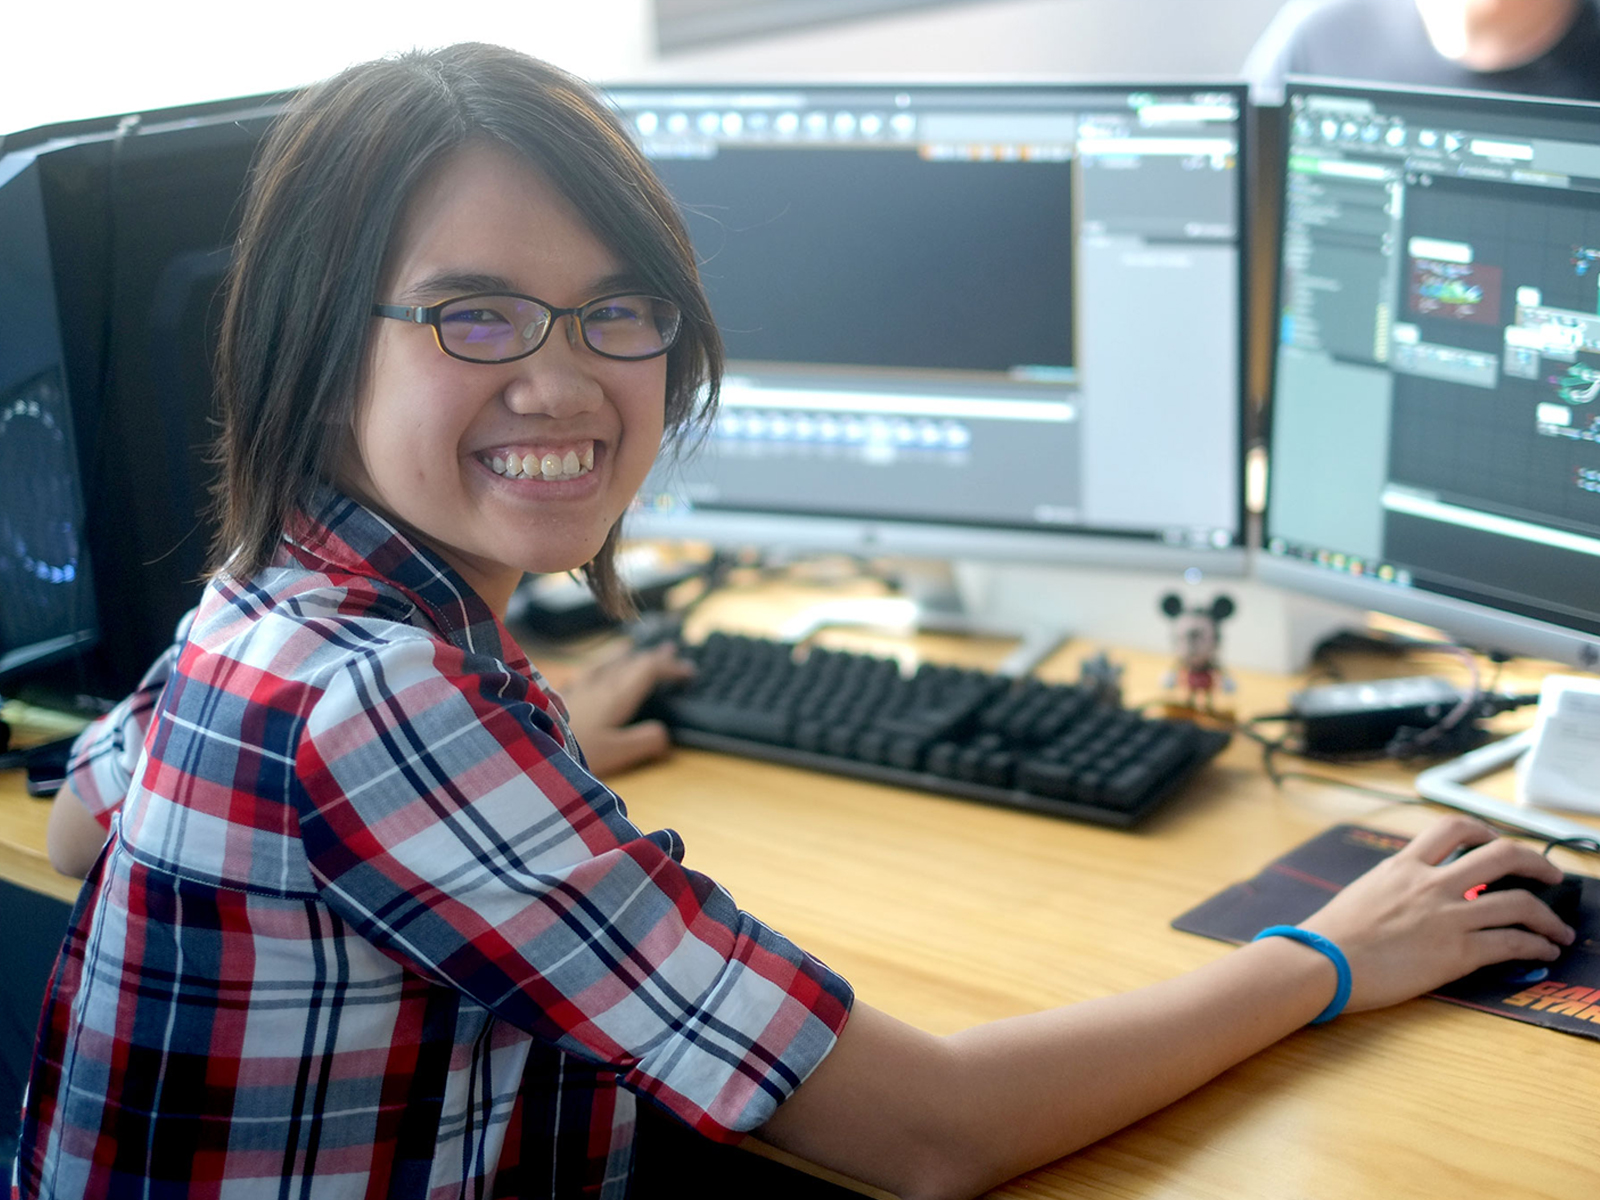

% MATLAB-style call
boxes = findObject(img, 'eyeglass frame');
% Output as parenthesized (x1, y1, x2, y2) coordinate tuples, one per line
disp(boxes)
(370, 289, 683, 364)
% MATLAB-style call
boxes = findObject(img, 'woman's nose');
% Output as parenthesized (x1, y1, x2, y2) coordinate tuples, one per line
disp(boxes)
(502, 322, 603, 416)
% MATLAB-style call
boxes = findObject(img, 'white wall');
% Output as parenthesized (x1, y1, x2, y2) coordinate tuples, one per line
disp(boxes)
(2, 0, 658, 135)
(648, 0, 1289, 80)
(5, 1, 1289, 136)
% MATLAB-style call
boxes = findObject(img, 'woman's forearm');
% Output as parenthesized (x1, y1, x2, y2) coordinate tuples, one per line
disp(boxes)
(761, 936, 1332, 1200)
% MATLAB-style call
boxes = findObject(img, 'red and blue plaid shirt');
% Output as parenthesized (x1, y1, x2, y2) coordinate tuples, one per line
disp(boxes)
(18, 490, 852, 1198)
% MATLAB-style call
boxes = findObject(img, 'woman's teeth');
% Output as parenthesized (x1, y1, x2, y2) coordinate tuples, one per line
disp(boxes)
(486, 444, 595, 481)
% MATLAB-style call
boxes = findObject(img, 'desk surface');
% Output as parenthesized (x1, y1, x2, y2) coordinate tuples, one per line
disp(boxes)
(3, 577, 1596, 1199)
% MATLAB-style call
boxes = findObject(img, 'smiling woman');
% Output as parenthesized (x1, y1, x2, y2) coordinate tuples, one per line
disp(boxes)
(16, 45, 776, 1200)
(20, 37, 1581, 1200)
(206, 47, 721, 618)
(338, 145, 675, 612)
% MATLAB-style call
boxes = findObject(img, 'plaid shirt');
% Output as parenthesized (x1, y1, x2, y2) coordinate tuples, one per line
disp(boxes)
(18, 490, 852, 1198)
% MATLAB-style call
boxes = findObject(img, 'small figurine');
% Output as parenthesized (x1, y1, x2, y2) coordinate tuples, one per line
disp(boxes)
(1078, 651, 1125, 709)
(1160, 592, 1235, 719)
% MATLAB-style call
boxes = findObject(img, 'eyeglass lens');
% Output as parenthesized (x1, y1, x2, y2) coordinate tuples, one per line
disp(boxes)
(435, 294, 680, 362)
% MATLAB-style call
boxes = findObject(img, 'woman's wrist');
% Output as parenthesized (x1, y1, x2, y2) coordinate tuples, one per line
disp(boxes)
(1250, 926, 1351, 1024)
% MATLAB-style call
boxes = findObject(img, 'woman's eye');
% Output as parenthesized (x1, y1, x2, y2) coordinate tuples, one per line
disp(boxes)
(587, 300, 646, 324)
(443, 307, 511, 327)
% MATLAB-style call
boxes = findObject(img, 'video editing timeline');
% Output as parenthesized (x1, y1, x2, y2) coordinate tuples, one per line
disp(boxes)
(1268, 84, 1600, 647)
(610, 85, 1244, 561)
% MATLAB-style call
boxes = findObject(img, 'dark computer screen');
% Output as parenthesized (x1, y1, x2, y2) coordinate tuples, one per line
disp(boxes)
(0, 153, 96, 681)
(613, 83, 1248, 570)
(0, 100, 281, 695)
(1263, 81, 1600, 667)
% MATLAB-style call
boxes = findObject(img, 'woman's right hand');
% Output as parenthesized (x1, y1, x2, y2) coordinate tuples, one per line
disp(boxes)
(559, 641, 695, 779)
(1299, 816, 1576, 1013)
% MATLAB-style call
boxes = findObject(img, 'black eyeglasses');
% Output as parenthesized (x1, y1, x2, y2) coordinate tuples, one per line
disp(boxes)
(371, 291, 682, 364)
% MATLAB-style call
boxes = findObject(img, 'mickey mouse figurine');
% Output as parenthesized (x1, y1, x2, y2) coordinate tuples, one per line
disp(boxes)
(1160, 593, 1235, 719)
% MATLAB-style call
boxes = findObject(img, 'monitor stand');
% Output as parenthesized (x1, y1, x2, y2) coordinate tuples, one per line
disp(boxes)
(775, 559, 1068, 677)
(1413, 729, 1598, 843)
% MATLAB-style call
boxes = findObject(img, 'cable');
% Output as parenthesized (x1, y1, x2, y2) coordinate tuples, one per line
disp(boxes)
(1544, 834, 1600, 857)
(1243, 683, 1540, 767)
(1229, 698, 1600, 854)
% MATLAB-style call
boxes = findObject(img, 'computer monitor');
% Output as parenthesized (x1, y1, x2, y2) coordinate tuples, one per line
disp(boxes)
(0, 96, 282, 697)
(1262, 80, 1600, 671)
(0, 152, 96, 682)
(611, 83, 1248, 579)
(3, 82, 1248, 693)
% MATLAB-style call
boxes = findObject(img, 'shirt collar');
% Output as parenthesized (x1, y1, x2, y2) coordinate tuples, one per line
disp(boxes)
(282, 485, 530, 672)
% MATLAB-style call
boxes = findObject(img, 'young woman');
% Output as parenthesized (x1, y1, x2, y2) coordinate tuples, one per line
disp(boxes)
(19, 42, 1575, 1200)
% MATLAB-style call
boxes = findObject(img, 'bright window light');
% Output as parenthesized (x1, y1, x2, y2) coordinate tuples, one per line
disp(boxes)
(4, 0, 655, 136)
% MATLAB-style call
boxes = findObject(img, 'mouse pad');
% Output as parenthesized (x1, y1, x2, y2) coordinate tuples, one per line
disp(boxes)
(1171, 824, 1600, 1042)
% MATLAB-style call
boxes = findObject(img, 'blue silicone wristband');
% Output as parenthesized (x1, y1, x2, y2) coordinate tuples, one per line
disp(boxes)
(1251, 925, 1352, 1025)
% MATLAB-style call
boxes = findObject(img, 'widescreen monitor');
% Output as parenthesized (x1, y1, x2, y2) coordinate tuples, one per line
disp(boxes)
(1263, 81, 1600, 670)
(611, 83, 1248, 575)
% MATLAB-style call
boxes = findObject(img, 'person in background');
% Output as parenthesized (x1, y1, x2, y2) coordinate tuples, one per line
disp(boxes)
(1246, 0, 1600, 103)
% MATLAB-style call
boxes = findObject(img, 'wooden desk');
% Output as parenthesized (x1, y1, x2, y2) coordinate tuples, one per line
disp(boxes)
(3, 580, 1596, 1198)
(615, 582, 1600, 1199)
(0, 703, 87, 904)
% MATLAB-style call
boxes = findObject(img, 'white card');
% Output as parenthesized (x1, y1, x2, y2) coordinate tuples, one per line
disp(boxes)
(1516, 674, 1600, 814)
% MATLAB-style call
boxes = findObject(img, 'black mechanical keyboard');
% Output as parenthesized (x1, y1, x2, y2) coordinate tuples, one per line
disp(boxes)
(644, 633, 1232, 827)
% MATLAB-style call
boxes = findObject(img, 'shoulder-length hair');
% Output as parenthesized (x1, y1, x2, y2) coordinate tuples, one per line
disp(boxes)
(210, 42, 721, 614)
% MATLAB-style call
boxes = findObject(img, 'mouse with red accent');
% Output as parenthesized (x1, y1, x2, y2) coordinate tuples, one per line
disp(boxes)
(1464, 872, 1586, 985)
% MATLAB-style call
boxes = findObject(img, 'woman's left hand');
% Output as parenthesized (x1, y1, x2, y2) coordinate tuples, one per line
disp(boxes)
(559, 642, 694, 778)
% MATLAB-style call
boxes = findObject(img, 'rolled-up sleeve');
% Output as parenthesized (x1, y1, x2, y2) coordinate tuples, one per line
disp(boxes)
(292, 633, 852, 1140)
(66, 609, 196, 826)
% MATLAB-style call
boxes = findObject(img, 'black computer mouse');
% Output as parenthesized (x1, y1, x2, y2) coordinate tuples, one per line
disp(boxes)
(1469, 873, 1586, 985)
(1479, 873, 1584, 926)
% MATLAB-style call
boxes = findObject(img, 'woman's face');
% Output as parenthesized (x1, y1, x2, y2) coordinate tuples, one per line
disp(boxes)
(341, 143, 668, 613)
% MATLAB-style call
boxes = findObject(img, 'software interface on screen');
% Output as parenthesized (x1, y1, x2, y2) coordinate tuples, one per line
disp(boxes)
(1267, 85, 1600, 647)
(608, 84, 1245, 562)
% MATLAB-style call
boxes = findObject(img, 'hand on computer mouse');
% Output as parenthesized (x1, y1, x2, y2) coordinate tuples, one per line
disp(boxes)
(1474, 872, 1583, 924)
(1296, 817, 1575, 1013)
(1454, 872, 1586, 982)
(1437, 844, 1584, 929)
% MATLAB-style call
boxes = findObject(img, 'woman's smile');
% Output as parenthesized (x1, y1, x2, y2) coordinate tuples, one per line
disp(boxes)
(479, 441, 597, 482)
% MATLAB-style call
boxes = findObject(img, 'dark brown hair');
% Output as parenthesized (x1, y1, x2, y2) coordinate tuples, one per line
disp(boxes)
(210, 42, 721, 614)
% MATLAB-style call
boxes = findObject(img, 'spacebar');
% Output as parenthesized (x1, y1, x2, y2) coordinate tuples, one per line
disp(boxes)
(661, 699, 792, 744)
